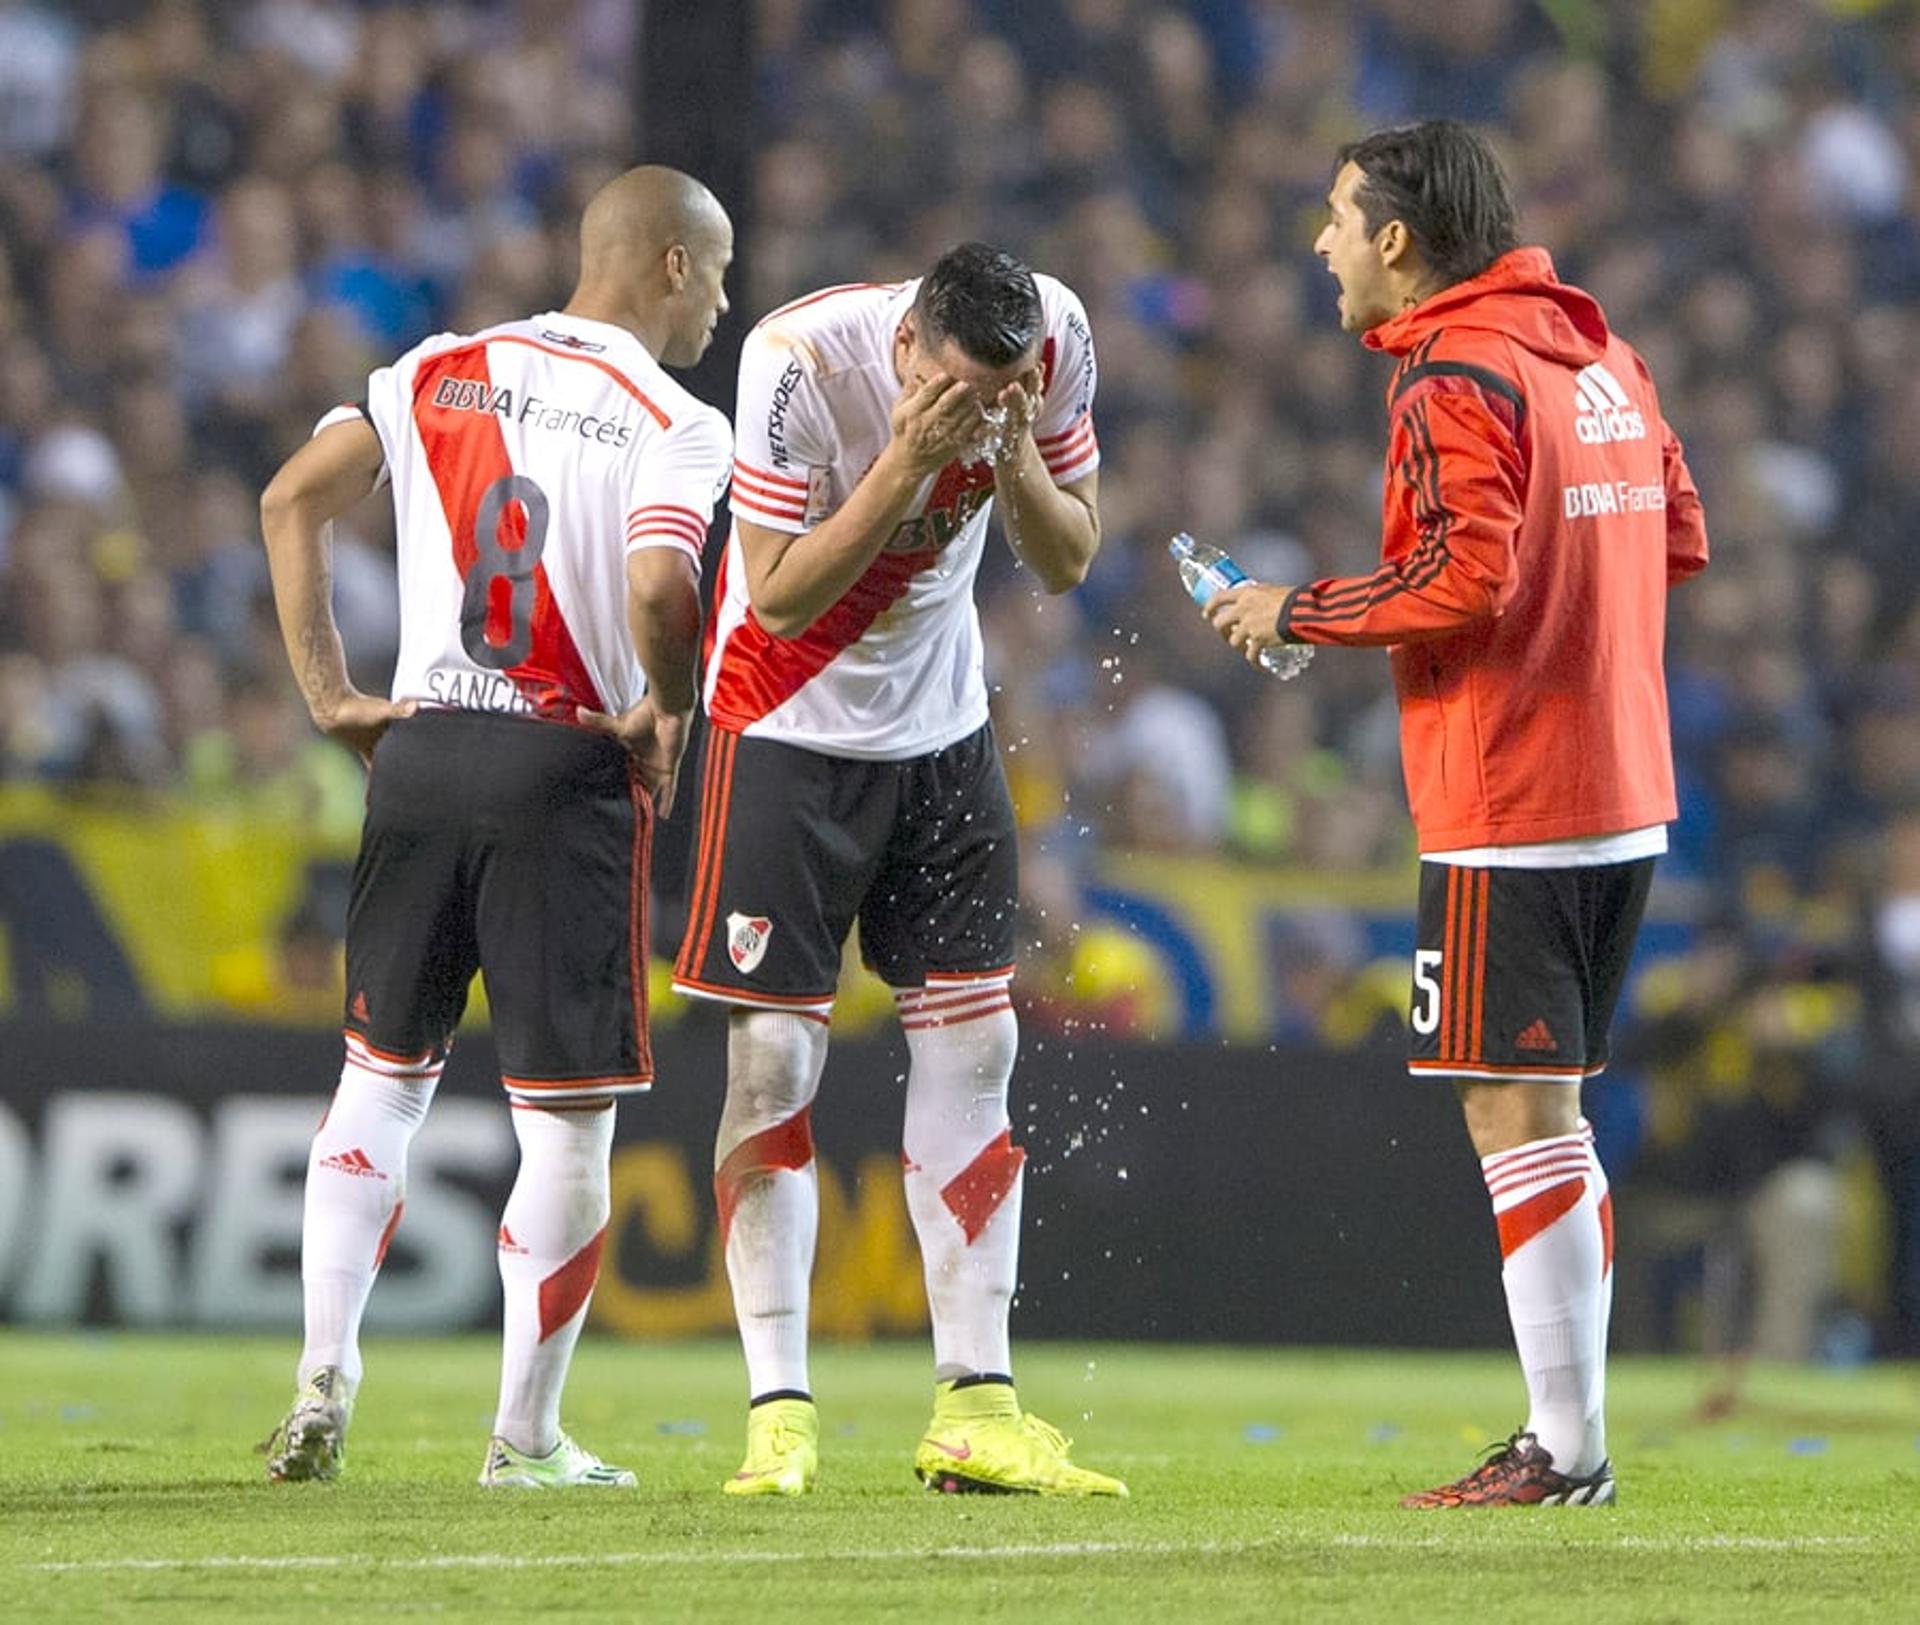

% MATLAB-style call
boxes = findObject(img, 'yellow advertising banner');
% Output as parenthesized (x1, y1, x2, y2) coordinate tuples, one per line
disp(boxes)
(0, 788, 1422, 1039)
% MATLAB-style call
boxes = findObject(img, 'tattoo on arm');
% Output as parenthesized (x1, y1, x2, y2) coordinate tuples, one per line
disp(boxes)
(296, 555, 340, 715)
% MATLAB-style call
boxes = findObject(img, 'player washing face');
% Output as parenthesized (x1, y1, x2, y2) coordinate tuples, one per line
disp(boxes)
(892, 313, 1045, 456)
(677, 244, 1120, 1497)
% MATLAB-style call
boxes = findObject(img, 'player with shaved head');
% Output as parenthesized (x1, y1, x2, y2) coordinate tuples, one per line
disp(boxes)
(258, 166, 734, 1488)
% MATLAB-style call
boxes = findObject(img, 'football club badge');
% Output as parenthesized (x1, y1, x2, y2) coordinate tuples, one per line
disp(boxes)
(805, 465, 833, 526)
(727, 912, 773, 975)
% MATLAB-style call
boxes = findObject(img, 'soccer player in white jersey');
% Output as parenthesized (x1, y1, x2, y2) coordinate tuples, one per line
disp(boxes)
(673, 243, 1123, 1496)
(257, 166, 733, 1488)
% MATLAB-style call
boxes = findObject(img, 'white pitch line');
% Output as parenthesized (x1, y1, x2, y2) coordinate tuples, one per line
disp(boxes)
(28, 1541, 1235, 1575)
(1330, 1534, 1876, 1553)
(28, 1533, 1883, 1574)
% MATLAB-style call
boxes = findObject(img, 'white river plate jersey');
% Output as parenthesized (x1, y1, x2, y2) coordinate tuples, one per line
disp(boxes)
(707, 276, 1099, 760)
(324, 311, 731, 721)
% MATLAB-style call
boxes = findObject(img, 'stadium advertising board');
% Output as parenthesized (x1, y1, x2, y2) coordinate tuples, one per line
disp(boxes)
(0, 796, 1441, 1041)
(0, 1021, 1508, 1346)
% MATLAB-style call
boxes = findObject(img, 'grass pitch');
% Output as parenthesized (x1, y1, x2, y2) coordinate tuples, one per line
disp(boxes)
(3, 1335, 1915, 1622)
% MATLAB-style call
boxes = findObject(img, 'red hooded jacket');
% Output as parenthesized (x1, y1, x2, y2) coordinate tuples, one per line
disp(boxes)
(1277, 248, 1709, 851)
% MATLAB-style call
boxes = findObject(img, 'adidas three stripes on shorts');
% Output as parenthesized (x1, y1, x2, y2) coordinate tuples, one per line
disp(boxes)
(1407, 858, 1654, 1084)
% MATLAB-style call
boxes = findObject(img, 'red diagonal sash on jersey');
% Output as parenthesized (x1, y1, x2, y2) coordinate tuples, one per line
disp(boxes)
(705, 451, 997, 729)
(410, 343, 605, 717)
(924, 455, 994, 517)
(707, 543, 940, 729)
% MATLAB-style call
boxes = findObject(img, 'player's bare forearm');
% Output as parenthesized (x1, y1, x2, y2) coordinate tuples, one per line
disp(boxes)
(626, 549, 702, 716)
(994, 455, 1098, 593)
(260, 422, 385, 722)
(260, 419, 413, 760)
(576, 548, 702, 816)
(744, 372, 987, 636)
(738, 444, 925, 637)
(268, 519, 350, 716)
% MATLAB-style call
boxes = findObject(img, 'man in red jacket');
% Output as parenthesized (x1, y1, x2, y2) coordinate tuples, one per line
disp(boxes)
(1211, 120, 1708, 1507)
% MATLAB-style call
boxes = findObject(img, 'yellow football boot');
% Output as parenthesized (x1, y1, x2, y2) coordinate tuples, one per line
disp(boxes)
(914, 1378, 1127, 1497)
(722, 1397, 819, 1496)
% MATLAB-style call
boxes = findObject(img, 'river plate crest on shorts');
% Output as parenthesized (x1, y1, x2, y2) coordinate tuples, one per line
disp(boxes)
(727, 912, 773, 974)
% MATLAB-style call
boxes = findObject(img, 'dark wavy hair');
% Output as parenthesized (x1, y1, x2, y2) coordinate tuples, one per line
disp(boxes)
(912, 242, 1043, 368)
(1336, 121, 1519, 285)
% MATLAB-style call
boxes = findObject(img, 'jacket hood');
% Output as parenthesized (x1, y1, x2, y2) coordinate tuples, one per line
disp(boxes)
(1364, 247, 1609, 366)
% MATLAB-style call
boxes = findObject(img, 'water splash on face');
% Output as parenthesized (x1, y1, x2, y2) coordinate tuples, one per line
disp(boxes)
(966, 404, 1011, 467)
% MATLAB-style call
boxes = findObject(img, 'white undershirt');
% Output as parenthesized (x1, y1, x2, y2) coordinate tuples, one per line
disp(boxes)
(1421, 824, 1668, 869)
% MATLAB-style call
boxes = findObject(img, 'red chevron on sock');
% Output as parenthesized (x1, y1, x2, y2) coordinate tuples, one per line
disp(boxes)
(940, 1130, 1026, 1244)
(537, 1226, 607, 1342)
(1495, 1176, 1586, 1258)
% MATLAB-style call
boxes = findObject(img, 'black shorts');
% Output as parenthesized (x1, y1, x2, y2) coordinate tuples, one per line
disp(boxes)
(1407, 858, 1654, 1083)
(672, 722, 1018, 1011)
(344, 709, 654, 1099)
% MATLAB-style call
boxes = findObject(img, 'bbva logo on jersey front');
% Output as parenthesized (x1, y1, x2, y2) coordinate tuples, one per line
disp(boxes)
(727, 912, 774, 975)
(1572, 363, 1646, 444)
(886, 456, 994, 554)
(1562, 479, 1665, 518)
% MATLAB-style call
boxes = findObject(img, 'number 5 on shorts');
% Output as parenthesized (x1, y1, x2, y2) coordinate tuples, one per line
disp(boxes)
(1411, 948, 1443, 1036)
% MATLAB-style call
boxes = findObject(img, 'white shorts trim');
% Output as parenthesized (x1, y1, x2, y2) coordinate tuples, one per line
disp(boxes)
(1409, 1062, 1608, 1084)
(670, 977, 835, 1022)
(1422, 825, 1667, 869)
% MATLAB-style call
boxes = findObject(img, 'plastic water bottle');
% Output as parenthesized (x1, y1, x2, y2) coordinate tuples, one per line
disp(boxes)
(1168, 533, 1314, 680)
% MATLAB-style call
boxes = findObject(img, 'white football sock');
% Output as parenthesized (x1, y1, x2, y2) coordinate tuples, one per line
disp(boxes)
(715, 1009, 830, 1400)
(897, 975, 1021, 1383)
(492, 1100, 616, 1457)
(1482, 1128, 1609, 1475)
(1579, 1118, 1614, 1442)
(298, 1040, 441, 1393)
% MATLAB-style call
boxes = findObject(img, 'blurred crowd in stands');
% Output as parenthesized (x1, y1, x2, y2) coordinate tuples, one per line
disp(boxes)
(1, 0, 1918, 1353)
(0, 0, 639, 832)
